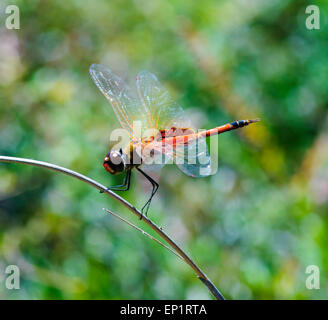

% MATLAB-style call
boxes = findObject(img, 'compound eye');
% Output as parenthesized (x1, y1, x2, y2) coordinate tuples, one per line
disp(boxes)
(104, 156, 110, 162)
(110, 151, 122, 165)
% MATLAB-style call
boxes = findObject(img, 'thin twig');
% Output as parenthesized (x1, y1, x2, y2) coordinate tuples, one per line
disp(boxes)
(103, 208, 182, 260)
(0, 155, 225, 300)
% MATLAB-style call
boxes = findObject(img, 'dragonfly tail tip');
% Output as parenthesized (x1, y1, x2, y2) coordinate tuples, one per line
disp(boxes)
(249, 118, 260, 124)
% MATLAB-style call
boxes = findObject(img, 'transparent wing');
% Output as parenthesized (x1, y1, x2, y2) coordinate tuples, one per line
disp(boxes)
(140, 160, 170, 173)
(175, 136, 212, 178)
(140, 134, 212, 177)
(136, 71, 193, 131)
(139, 140, 173, 171)
(89, 64, 148, 138)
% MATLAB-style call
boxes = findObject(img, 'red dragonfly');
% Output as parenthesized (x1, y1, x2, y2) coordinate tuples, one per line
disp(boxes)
(90, 64, 259, 216)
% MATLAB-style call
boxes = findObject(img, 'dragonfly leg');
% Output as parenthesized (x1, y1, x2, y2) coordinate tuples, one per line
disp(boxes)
(136, 168, 159, 218)
(100, 170, 131, 193)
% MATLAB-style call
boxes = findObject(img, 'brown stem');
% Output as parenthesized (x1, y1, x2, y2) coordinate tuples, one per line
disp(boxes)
(103, 208, 183, 259)
(0, 155, 225, 300)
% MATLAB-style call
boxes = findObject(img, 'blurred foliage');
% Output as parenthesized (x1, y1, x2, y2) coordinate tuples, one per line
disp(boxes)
(0, 0, 328, 299)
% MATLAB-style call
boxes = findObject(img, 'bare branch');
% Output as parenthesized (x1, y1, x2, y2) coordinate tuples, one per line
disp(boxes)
(103, 208, 182, 260)
(0, 155, 225, 300)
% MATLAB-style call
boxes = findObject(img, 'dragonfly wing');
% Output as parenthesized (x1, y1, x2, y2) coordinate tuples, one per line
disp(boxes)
(139, 140, 173, 170)
(138, 135, 212, 177)
(175, 137, 212, 177)
(90, 64, 148, 137)
(141, 162, 168, 173)
(136, 71, 193, 131)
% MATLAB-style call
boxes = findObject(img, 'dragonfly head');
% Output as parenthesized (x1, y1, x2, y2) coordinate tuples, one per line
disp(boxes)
(103, 150, 125, 175)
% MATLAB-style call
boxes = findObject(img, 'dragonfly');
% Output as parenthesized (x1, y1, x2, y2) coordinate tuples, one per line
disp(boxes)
(89, 64, 259, 216)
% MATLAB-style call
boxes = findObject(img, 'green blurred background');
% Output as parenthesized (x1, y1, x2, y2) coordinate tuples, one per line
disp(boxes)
(0, 0, 328, 299)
